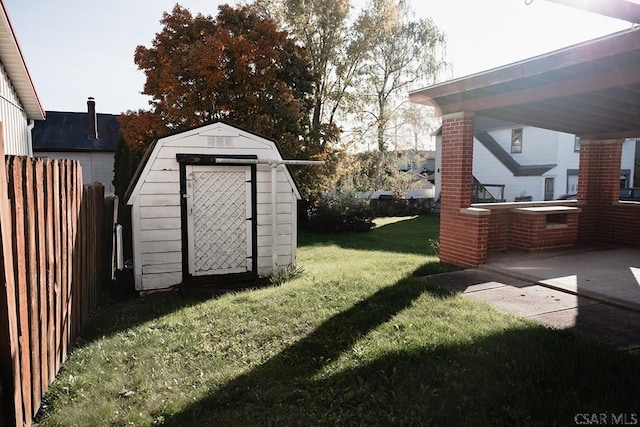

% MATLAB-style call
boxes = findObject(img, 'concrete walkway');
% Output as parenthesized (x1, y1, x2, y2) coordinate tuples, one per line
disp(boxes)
(424, 247, 640, 351)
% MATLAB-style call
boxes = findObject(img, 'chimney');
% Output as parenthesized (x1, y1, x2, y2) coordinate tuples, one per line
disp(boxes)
(87, 97, 98, 139)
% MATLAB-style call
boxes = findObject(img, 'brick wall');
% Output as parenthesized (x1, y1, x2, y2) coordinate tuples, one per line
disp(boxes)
(577, 140, 623, 242)
(601, 204, 640, 246)
(510, 211, 579, 251)
(486, 209, 510, 252)
(439, 113, 489, 267)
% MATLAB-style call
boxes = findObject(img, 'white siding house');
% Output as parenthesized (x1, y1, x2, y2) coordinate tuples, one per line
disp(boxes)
(125, 122, 302, 292)
(0, 1, 45, 154)
(434, 116, 636, 202)
(35, 151, 116, 194)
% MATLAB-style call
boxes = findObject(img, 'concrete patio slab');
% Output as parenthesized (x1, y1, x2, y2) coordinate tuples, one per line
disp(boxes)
(481, 246, 640, 312)
(464, 284, 598, 318)
(424, 269, 530, 293)
(423, 249, 640, 351)
(533, 303, 640, 351)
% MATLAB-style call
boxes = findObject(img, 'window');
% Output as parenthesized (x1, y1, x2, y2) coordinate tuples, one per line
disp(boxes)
(544, 177, 554, 201)
(566, 170, 578, 195)
(574, 136, 580, 152)
(511, 128, 523, 153)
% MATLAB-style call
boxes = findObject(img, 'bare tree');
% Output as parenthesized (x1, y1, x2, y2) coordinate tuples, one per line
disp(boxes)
(353, 0, 446, 189)
(253, 0, 367, 131)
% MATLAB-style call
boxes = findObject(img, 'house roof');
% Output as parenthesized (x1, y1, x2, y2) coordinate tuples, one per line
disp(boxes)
(410, 27, 640, 140)
(545, 0, 640, 23)
(32, 111, 120, 152)
(0, 1, 44, 120)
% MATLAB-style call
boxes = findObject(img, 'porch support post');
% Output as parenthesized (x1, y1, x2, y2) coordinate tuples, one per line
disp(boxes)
(439, 112, 489, 267)
(577, 138, 624, 243)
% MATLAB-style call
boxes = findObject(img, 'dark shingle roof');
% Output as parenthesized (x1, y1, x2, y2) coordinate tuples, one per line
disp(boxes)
(32, 111, 120, 152)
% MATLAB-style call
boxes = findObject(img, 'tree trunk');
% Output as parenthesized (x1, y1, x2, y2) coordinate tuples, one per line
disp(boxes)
(375, 119, 386, 190)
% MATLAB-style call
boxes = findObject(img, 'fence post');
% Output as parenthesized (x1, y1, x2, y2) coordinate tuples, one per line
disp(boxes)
(0, 123, 24, 426)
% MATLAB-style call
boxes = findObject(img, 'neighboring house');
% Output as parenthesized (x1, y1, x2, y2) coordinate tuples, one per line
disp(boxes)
(0, 0, 45, 155)
(434, 116, 637, 202)
(32, 98, 119, 194)
(396, 149, 436, 176)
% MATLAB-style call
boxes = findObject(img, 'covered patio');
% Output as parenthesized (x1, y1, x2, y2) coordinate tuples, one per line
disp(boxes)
(410, 27, 640, 268)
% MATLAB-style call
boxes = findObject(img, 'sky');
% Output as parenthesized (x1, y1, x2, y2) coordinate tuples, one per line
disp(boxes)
(2, 0, 633, 115)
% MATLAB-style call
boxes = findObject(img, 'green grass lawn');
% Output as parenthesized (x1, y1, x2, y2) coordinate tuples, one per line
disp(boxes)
(36, 216, 640, 426)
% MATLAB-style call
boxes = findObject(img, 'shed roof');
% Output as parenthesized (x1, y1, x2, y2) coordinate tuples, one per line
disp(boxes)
(0, 1, 44, 120)
(32, 111, 120, 152)
(125, 121, 302, 204)
(410, 27, 640, 140)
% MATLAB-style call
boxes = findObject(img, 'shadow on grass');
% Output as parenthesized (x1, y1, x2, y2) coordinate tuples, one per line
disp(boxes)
(81, 283, 272, 345)
(160, 271, 640, 426)
(79, 260, 455, 349)
(81, 216, 441, 344)
(299, 215, 440, 256)
(79, 293, 198, 344)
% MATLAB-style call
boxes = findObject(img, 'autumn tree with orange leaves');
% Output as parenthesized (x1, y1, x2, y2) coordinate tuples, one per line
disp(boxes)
(118, 4, 337, 194)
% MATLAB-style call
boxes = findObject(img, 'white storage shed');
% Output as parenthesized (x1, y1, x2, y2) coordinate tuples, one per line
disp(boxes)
(125, 122, 303, 292)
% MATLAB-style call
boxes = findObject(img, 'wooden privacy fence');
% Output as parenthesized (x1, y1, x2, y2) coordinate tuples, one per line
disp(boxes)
(0, 132, 109, 426)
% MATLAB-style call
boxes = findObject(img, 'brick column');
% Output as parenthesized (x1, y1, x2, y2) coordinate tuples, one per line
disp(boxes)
(577, 139, 623, 242)
(439, 112, 489, 267)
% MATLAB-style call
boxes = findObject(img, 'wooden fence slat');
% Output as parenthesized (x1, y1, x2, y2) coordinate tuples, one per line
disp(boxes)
(80, 185, 86, 327)
(0, 147, 24, 426)
(89, 187, 94, 313)
(66, 161, 75, 350)
(72, 167, 80, 339)
(35, 160, 48, 399)
(45, 160, 55, 385)
(24, 159, 42, 416)
(10, 157, 31, 423)
(59, 161, 68, 363)
(52, 160, 61, 373)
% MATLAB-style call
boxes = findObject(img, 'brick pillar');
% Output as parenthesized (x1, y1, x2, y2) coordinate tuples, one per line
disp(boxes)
(439, 112, 489, 267)
(577, 139, 623, 242)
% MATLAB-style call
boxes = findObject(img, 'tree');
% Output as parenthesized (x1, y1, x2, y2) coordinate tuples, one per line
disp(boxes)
(353, 0, 446, 189)
(398, 103, 437, 151)
(119, 4, 334, 194)
(253, 0, 364, 130)
(252, 0, 369, 195)
(118, 109, 164, 157)
(112, 132, 143, 260)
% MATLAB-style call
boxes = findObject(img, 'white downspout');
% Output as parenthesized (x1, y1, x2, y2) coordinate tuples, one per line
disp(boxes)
(270, 162, 278, 273)
(27, 119, 34, 157)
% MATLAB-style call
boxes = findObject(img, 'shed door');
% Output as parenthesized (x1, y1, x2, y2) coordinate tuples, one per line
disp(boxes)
(186, 165, 253, 276)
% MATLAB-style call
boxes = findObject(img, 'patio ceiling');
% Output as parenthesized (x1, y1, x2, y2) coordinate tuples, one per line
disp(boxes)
(409, 28, 640, 140)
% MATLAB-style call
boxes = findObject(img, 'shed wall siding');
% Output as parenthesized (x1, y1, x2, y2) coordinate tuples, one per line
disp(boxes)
(131, 125, 300, 291)
(255, 167, 296, 275)
(137, 171, 182, 290)
(0, 61, 31, 156)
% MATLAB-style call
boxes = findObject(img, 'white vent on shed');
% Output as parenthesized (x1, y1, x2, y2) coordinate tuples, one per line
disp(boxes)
(207, 136, 237, 147)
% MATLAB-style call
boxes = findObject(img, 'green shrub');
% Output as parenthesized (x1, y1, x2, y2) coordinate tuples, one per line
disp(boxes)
(306, 194, 374, 233)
